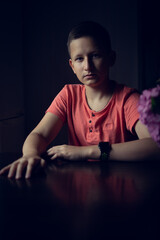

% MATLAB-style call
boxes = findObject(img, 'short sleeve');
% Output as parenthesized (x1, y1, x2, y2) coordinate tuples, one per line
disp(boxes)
(46, 85, 68, 123)
(124, 90, 140, 134)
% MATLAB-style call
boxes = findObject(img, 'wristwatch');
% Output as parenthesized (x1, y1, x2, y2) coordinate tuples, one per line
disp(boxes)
(98, 142, 111, 161)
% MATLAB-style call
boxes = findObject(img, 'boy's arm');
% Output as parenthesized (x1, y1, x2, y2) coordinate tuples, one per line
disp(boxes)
(109, 120, 160, 161)
(0, 113, 63, 179)
(47, 120, 160, 161)
(23, 112, 64, 156)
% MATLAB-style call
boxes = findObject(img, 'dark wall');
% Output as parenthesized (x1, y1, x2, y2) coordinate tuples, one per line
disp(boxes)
(138, 0, 160, 90)
(0, 0, 24, 152)
(0, 0, 159, 152)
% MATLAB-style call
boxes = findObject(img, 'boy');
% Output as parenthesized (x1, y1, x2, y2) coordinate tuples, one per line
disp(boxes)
(0, 21, 159, 179)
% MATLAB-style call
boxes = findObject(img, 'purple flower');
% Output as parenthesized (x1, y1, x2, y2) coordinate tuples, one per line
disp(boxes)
(138, 85, 160, 147)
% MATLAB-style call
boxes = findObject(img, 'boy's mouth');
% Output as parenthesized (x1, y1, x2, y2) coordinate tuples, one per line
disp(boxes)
(84, 73, 97, 79)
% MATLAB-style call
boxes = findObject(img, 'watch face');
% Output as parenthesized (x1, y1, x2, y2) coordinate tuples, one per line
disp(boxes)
(99, 142, 111, 161)
(101, 152, 108, 161)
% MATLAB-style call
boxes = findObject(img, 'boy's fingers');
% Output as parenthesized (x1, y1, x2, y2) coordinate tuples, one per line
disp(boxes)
(0, 164, 11, 175)
(15, 160, 28, 179)
(0, 157, 45, 179)
(25, 161, 36, 179)
(8, 161, 19, 178)
(25, 158, 42, 179)
(40, 159, 46, 167)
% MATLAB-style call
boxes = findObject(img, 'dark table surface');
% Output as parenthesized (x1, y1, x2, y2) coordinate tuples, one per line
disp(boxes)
(0, 153, 160, 240)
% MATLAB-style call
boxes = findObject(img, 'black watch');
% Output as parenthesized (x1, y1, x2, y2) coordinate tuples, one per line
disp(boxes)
(98, 142, 111, 161)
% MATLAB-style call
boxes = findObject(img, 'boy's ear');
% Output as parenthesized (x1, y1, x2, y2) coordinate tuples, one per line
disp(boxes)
(69, 59, 76, 74)
(109, 51, 116, 67)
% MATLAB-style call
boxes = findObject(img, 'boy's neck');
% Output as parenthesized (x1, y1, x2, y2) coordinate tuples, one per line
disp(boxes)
(85, 80, 115, 112)
(85, 80, 114, 99)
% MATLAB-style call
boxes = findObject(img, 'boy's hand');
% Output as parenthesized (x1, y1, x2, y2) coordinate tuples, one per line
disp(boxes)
(47, 144, 100, 161)
(0, 155, 46, 179)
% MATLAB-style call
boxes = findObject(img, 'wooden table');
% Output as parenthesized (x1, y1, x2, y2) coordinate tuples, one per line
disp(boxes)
(0, 153, 160, 240)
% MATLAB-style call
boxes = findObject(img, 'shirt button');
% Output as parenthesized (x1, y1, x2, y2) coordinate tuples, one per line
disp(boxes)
(89, 129, 92, 132)
(89, 120, 92, 123)
(92, 113, 95, 117)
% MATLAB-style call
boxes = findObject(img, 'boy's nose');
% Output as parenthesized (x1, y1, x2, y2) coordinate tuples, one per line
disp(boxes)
(84, 58, 92, 71)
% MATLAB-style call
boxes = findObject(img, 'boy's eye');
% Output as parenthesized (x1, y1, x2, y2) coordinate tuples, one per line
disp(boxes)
(75, 57, 83, 62)
(92, 53, 101, 58)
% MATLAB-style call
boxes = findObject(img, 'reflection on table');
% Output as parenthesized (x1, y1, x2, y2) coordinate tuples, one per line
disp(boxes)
(0, 153, 160, 240)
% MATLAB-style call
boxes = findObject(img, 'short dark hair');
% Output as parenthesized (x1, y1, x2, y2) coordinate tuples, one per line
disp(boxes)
(67, 21, 112, 56)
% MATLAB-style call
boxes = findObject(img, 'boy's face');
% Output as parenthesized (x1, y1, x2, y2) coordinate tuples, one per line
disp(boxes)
(69, 37, 112, 88)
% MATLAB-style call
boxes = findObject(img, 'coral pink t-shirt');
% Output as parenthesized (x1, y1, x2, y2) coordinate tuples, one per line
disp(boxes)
(46, 82, 140, 146)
